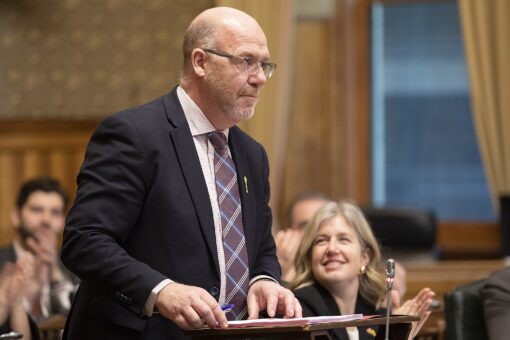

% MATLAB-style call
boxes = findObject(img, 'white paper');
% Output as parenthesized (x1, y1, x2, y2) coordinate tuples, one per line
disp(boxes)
(227, 314, 363, 328)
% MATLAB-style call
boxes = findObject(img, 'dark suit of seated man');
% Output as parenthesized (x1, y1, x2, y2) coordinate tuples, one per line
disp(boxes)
(484, 267, 510, 340)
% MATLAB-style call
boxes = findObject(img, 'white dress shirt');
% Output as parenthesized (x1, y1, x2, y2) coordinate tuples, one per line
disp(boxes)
(144, 86, 276, 316)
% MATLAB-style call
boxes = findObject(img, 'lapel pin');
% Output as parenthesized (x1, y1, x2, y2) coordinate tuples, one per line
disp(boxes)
(366, 328, 376, 337)
(243, 176, 248, 193)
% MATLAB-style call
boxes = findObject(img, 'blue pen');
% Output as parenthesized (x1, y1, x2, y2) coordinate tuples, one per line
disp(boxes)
(221, 304, 235, 313)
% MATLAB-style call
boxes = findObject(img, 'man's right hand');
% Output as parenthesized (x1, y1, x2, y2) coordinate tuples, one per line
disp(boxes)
(155, 282, 228, 330)
(25, 226, 58, 267)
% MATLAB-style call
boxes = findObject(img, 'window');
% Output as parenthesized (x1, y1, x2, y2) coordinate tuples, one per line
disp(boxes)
(371, 2, 495, 221)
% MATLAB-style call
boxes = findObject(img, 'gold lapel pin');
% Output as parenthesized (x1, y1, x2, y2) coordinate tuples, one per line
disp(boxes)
(243, 176, 248, 193)
(366, 328, 376, 337)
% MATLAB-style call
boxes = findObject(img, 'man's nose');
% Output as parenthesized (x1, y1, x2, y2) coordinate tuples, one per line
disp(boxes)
(248, 66, 267, 86)
(41, 211, 52, 226)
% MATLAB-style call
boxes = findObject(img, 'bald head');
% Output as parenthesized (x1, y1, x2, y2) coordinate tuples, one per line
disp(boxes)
(179, 6, 270, 129)
(181, 7, 266, 76)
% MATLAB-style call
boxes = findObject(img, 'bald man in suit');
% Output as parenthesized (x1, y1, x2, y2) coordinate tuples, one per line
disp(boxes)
(61, 6, 301, 340)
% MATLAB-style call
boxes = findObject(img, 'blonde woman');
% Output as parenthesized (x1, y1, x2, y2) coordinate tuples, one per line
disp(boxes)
(289, 200, 434, 340)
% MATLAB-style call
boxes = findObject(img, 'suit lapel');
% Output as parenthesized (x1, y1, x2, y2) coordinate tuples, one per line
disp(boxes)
(228, 127, 257, 268)
(164, 90, 219, 276)
(304, 284, 378, 340)
(355, 294, 379, 340)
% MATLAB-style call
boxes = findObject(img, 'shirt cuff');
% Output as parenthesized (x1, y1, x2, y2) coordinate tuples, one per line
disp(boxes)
(249, 275, 278, 286)
(144, 279, 173, 317)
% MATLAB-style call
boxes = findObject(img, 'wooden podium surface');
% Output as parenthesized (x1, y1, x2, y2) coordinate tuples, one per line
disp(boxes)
(185, 315, 418, 340)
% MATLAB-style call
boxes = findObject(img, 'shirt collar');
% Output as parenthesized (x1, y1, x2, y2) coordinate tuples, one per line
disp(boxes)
(12, 238, 26, 259)
(176, 86, 229, 140)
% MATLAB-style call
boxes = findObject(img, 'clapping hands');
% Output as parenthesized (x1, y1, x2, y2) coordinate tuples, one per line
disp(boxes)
(394, 287, 436, 340)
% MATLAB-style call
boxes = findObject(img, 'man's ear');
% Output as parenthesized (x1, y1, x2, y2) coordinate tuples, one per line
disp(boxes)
(11, 208, 20, 229)
(191, 48, 207, 78)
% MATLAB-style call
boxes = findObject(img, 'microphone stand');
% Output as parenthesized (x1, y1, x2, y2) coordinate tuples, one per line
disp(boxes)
(384, 258, 395, 340)
(385, 276, 394, 340)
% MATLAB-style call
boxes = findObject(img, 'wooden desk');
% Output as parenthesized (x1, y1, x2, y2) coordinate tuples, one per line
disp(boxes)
(186, 315, 418, 340)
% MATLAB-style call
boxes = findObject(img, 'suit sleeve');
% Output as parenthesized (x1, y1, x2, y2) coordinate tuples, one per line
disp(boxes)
(483, 267, 510, 340)
(61, 113, 167, 315)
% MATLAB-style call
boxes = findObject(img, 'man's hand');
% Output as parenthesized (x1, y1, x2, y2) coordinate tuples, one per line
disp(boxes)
(247, 279, 302, 319)
(275, 229, 303, 282)
(11, 254, 35, 301)
(376, 288, 401, 310)
(155, 282, 228, 330)
(25, 226, 58, 267)
(25, 226, 68, 286)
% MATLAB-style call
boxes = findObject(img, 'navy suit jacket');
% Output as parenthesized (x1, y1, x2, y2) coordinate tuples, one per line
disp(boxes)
(61, 87, 280, 340)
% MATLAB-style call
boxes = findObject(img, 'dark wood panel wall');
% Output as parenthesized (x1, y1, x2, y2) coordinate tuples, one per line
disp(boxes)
(0, 121, 97, 245)
(0, 0, 212, 120)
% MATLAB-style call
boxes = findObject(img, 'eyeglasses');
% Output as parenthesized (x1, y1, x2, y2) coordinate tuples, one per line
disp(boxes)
(203, 49, 277, 79)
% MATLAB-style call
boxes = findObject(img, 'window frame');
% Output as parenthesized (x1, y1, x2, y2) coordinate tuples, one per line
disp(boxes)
(333, 0, 500, 259)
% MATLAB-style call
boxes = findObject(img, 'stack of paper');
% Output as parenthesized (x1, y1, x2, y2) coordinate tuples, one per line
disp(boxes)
(227, 314, 363, 328)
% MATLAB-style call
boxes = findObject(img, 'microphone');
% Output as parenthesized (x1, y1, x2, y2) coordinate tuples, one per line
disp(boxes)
(386, 258, 395, 290)
(385, 259, 395, 340)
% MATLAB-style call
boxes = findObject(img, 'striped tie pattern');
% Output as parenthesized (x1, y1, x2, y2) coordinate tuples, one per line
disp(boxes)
(208, 131, 249, 320)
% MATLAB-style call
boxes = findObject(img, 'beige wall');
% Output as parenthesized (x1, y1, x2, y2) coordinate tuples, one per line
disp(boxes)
(0, 0, 212, 119)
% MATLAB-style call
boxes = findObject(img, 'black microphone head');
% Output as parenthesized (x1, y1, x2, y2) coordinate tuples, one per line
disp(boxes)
(385, 259, 395, 279)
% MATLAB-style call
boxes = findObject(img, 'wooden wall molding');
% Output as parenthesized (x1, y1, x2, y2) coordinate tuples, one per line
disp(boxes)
(438, 222, 501, 259)
(0, 120, 97, 245)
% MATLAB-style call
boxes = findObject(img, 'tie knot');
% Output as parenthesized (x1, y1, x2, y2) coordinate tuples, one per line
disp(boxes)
(208, 131, 228, 150)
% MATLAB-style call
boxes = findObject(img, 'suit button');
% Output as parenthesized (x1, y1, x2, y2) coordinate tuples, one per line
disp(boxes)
(115, 291, 131, 305)
(210, 286, 219, 297)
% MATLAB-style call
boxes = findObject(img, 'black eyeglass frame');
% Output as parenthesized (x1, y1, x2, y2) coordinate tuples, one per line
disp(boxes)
(203, 49, 277, 78)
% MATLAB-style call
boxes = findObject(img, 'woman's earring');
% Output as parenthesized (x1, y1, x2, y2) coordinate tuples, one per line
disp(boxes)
(360, 265, 366, 274)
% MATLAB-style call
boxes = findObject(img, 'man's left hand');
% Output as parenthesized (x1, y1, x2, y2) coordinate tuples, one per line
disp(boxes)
(246, 279, 302, 319)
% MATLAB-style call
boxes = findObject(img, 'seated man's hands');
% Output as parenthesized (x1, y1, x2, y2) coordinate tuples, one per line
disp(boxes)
(25, 226, 58, 267)
(155, 282, 228, 330)
(0, 255, 35, 337)
(247, 279, 302, 319)
(275, 229, 303, 282)
(376, 288, 401, 310)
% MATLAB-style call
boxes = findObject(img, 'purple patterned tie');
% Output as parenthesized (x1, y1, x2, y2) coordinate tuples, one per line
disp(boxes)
(208, 131, 249, 320)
